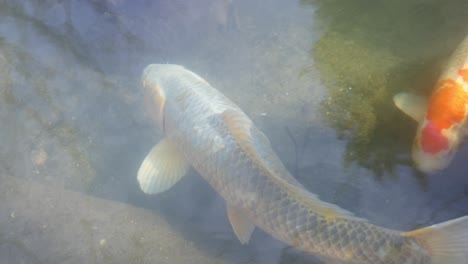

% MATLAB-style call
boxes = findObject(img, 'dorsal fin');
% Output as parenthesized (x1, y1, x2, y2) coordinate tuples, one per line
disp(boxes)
(222, 110, 364, 221)
(269, 174, 367, 221)
(222, 109, 304, 188)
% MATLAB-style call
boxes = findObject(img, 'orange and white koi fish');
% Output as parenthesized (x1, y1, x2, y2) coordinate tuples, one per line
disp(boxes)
(394, 35, 468, 173)
(137, 64, 468, 263)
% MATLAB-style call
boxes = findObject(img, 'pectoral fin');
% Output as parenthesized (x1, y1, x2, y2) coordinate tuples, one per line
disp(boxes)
(137, 138, 190, 194)
(227, 205, 255, 244)
(393, 93, 427, 121)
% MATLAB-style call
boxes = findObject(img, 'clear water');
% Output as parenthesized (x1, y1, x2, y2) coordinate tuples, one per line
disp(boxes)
(0, 0, 467, 263)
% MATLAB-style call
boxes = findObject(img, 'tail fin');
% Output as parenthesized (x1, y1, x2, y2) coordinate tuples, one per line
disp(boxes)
(405, 216, 468, 264)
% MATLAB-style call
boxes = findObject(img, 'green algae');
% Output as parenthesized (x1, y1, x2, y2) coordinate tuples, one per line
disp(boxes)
(303, 0, 468, 176)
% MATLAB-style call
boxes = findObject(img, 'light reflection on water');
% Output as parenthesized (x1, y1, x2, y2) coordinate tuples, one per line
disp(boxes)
(0, 0, 466, 263)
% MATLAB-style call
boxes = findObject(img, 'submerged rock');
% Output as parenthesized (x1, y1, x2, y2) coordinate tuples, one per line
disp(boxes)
(0, 175, 223, 264)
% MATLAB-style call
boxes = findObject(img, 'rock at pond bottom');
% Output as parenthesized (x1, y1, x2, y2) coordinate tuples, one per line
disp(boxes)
(0, 175, 223, 264)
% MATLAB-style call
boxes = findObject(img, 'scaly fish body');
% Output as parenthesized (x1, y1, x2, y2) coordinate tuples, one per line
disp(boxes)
(394, 35, 468, 173)
(139, 64, 468, 263)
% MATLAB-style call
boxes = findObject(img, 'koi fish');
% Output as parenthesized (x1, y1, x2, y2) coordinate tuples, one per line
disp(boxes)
(393, 35, 468, 173)
(138, 64, 468, 263)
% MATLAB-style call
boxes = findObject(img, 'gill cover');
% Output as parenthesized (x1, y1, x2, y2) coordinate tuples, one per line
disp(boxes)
(142, 66, 167, 131)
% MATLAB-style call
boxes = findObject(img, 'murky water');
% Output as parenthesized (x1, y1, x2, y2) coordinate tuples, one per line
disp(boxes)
(0, 0, 467, 263)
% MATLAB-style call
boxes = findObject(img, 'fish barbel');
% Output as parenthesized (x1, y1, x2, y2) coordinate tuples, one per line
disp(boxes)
(137, 64, 468, 263)
(394, 34, 468, 173)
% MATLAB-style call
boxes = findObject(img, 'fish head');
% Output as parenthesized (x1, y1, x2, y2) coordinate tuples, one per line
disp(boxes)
(412, 120, 458, 173)
(411, 77, 468, 173)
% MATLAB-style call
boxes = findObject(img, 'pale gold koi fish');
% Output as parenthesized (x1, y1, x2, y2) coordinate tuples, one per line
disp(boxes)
(394, 34, 468, 173)
(138, 64, 468, 263)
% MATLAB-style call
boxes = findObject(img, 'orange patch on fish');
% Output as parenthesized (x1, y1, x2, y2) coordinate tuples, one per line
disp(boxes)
(459, 68, 468, 82)
(426, 79, 468, 130)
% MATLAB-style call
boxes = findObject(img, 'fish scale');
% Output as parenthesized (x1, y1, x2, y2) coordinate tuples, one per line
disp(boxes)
(139, 64, 468, 264)
(180, 119, 420, 263)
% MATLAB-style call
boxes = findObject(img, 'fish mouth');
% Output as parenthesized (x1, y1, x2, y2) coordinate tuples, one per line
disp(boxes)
(412, 148, 454, 173)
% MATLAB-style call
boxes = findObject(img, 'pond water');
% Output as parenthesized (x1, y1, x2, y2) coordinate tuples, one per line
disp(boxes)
(0, 0, 467, 263)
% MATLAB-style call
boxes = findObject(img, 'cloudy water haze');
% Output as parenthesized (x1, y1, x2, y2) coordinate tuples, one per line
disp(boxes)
(0, 0, 467, 263)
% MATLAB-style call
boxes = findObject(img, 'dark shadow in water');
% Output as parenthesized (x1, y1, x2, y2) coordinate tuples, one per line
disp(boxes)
(0, 2, 101, 72)
(301, 0, 468, 179)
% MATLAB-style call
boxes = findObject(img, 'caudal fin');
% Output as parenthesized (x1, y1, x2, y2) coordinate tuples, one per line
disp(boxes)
(405, 216, 468, 264)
